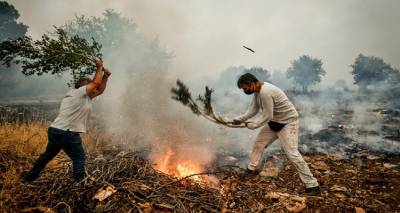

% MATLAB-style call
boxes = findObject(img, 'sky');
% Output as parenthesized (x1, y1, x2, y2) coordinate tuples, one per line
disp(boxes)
(8, 0, 400, 85)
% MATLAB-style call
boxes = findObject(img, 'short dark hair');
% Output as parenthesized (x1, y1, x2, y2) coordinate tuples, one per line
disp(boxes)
(237, 73, 258, 88)
(74, 77, 91, 89)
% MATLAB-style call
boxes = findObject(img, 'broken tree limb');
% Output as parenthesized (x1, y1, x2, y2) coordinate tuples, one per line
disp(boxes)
(0, 27, 103, 86)
(171, 80, 247, 128)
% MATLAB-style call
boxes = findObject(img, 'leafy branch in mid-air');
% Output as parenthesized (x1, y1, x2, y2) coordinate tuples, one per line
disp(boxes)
(171, 80, 247, 128)
(0, 27, 102, 86)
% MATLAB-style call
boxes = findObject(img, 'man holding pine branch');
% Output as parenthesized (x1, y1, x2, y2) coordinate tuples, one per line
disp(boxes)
(233, 73, 320, 196)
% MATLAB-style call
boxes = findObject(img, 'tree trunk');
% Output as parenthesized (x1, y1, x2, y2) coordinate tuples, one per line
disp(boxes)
(302, 85, 308, 93)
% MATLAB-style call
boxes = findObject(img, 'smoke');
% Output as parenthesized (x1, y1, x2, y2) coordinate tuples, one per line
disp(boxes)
(206, 66, 400, 159)
(0, 68, 69, 100)
(3, 1, 400, 174)
(9, 0, 400, 87)
(97, 51, 222, 169)
(89, 20, 238, 170)
(290, 87, 400, 156)
(351, 101, 400, 154)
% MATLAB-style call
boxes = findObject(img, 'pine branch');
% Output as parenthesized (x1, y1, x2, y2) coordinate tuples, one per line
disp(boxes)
(171, 80, 200, 115)
(171, 80, 246, 128)
(0, 27, 103, 86)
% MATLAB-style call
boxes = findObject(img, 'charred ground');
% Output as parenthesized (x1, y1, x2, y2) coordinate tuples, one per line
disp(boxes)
(0, 99, 399, 212)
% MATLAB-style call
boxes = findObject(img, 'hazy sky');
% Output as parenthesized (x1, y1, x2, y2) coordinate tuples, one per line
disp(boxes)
(8, 0, 400, 85)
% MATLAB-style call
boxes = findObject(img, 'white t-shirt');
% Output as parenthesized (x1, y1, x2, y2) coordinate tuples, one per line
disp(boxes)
(51, 86, 92, 133)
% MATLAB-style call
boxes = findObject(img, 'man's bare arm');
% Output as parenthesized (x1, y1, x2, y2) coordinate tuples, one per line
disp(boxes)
(86, 58, 103, 96)
(85, 58, 113, 99)
(90, 69, 111, 98)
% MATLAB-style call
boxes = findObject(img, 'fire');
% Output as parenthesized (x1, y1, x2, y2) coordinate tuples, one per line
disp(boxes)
(153, 147, 203, 182)
(155, 147, 175, 173)
(176, 161, 202, 182)
(152, 147, 219, 187)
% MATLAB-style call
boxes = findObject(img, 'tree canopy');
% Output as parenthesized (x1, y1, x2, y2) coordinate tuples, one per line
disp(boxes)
(0, 1, 29, 96)
(63, 9, 137, 49)
(287, 55, 325, 92)
(243, 67, 271, 82)
(351, 54, 398, 90)
(0, 1, 28, 41)
(62, 9, 173, 73)
(0, 28, 102, 86)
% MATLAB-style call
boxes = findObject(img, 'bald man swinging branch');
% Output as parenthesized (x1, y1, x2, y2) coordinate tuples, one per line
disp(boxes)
(23, 58, 111, 183)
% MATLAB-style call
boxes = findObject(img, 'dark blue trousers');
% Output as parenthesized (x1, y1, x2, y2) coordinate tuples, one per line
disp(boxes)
(24, 127, 86, 181)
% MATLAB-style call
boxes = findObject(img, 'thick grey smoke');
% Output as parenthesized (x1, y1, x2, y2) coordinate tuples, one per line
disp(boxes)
(63, 11, 255, 171)
(206, 66, 400, 158)
(3, 1, 400, 174)
(8, 0, 400, 87)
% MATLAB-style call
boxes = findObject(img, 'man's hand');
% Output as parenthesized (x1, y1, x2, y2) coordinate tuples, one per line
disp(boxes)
(232, 119, 243, 125)
(232, 116, 245, 125)
(103, 68, 111, 78)
(87, 58, 106, 99)
(95, 58, 103, 69)
(246, 122, 258, 130)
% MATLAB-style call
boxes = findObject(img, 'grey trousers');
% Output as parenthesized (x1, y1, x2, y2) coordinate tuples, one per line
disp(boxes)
(248, 120, 319, 188)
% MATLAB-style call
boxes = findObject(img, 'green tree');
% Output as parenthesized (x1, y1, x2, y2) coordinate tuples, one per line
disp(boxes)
(387, 69, 400, 86)
(62, 10, 173, 75)
(287, 55, 325, 92)
(243, 66, 270, 82)
(0, 28, 103, 86)
(213, 66, 270, 90)
(0, 1, 28, 97)
(270, 70, 292, 90)
(63, 9, 136, 48)
(334, 79, 348, 89)
(350, 54, 396, 90)
(0, 1, 28, 42)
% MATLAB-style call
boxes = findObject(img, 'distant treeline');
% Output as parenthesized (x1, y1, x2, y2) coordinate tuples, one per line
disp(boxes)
(0, 1, 399, 100)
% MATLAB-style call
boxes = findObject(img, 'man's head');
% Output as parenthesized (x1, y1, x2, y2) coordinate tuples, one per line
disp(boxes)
(74, 77, 91, 89)
(237, 73, 260, 95)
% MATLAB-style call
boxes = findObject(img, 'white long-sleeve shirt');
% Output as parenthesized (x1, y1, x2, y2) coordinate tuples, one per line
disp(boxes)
(237, 82, 298, 128)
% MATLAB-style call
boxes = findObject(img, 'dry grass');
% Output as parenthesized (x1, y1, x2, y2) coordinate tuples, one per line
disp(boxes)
(0, 121, 47, 185)
(0, 121, 48, 156)
(0, 121, 108, 185)
(1, 118, 399, 212)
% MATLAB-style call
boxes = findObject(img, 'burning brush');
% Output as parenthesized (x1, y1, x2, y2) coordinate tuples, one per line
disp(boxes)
(152, 146, 219, 188)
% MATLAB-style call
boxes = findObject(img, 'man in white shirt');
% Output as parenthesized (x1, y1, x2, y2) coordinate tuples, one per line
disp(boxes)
(23, 58, 111, 182)
(233, 73, 320, 196)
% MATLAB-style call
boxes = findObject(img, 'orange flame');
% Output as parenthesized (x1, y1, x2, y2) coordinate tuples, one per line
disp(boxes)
(176, 161, 202, 182)
(153, 147, 206, 183)
(155, 147, 175, 173)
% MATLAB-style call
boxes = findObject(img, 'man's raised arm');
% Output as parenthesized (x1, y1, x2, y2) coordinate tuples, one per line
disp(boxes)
(86, 58, 111, 98)
(96, 68, 111, 94)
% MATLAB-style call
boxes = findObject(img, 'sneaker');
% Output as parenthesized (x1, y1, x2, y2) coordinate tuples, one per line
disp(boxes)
(73, 175, 87, 184)
(305, 186, 321, 196)
(73, 173, 91, 184)
(239, 168, 259, 180)
(21, 172, 39, 183)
